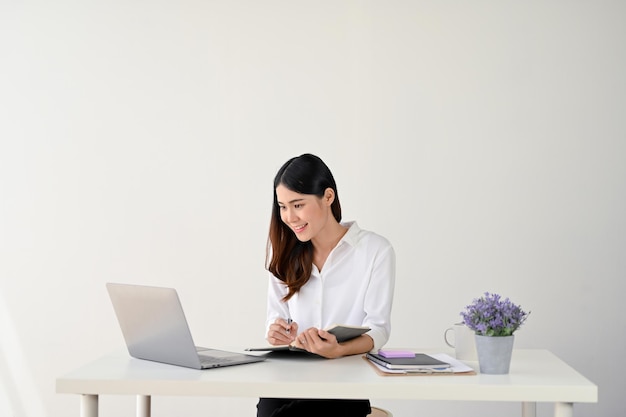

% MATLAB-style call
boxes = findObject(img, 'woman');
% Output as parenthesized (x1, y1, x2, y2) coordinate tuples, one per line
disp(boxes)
(257, 153, 395, 417)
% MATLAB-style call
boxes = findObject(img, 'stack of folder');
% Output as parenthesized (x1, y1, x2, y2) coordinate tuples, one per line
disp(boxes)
(365, 350, 475, 375)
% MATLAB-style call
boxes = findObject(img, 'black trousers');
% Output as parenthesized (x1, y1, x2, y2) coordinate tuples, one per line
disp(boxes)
(256, 398, 371, 417)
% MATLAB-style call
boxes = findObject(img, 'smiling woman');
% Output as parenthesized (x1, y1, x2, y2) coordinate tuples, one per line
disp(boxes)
(267, 153, 344, 300)
(259, 153, 396, 417)
(276, 184, 340, 270)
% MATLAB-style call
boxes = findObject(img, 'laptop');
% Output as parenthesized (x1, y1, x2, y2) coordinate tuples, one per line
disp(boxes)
(106, 283, 266, 370)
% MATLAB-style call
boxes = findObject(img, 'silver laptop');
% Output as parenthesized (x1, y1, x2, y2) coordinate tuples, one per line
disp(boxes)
(106, 283, 266, 370)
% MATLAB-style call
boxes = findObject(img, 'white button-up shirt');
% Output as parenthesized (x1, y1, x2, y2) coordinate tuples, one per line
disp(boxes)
(266, 222, 395, 351)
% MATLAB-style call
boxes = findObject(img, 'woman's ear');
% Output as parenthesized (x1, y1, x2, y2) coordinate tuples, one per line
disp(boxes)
(324, 188, 335, 205)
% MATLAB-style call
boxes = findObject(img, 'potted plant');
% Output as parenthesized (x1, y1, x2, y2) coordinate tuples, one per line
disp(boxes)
(460, 292, 529, 374)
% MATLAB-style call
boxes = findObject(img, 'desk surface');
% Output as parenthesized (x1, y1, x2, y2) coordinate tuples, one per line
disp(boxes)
(56, 349, 597, 403)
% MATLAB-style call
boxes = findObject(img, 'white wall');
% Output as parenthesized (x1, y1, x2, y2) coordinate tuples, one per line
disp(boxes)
(1, 1, 624, 416)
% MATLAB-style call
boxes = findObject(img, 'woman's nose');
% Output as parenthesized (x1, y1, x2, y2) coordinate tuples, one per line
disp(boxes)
(283, 208, 297, 223)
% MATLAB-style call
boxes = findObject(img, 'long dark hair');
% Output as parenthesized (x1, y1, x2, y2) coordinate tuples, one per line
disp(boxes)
(266, 154, 342, 301)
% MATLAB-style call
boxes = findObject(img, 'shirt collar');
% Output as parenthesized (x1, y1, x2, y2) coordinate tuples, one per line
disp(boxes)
(339, 221, 360, 247)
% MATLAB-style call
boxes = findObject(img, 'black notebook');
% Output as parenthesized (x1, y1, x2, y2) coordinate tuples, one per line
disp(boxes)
(366, 352, 451, 370)
(324, 324, 370, 342)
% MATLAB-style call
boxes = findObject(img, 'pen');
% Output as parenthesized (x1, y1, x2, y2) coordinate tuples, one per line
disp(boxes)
(286, 318, 292, 334)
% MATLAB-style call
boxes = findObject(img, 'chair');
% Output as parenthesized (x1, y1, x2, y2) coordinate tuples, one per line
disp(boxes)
(367, 406, 393, 417)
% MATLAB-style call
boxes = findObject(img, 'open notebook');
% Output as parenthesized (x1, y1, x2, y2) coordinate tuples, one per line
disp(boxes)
(246, 324, 370, 353)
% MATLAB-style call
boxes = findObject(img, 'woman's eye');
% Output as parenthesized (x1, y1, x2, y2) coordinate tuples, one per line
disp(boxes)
(294, 204, 303, 209)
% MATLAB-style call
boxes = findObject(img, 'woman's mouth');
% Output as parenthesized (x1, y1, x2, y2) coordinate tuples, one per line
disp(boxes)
(293, 224, 308, 233)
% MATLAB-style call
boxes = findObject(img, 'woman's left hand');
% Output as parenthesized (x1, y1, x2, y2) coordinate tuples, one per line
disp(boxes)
(292, 328, 343, 359)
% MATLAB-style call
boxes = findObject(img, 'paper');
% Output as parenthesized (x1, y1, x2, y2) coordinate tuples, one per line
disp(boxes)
(429, 353, 475, 373)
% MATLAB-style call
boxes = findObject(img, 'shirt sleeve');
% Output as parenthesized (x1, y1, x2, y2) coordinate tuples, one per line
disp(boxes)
(265, 272, 290, 339)
(362, 243, 396, 352)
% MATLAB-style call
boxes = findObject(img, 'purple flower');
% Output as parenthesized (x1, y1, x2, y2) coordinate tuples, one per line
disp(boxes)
(460, 292, 529, 336)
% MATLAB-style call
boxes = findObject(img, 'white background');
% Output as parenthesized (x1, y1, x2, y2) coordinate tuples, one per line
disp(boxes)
(1, 1, 624, 416)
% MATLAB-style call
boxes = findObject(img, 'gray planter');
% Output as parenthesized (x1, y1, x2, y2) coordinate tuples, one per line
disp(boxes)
(474, 334, 515, 374)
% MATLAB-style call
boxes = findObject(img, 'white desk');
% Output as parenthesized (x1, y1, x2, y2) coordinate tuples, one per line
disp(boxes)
(56, 349, 597, 417)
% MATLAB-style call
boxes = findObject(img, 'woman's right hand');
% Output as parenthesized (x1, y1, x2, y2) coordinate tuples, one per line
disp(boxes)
(267, 318, 298, 345)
